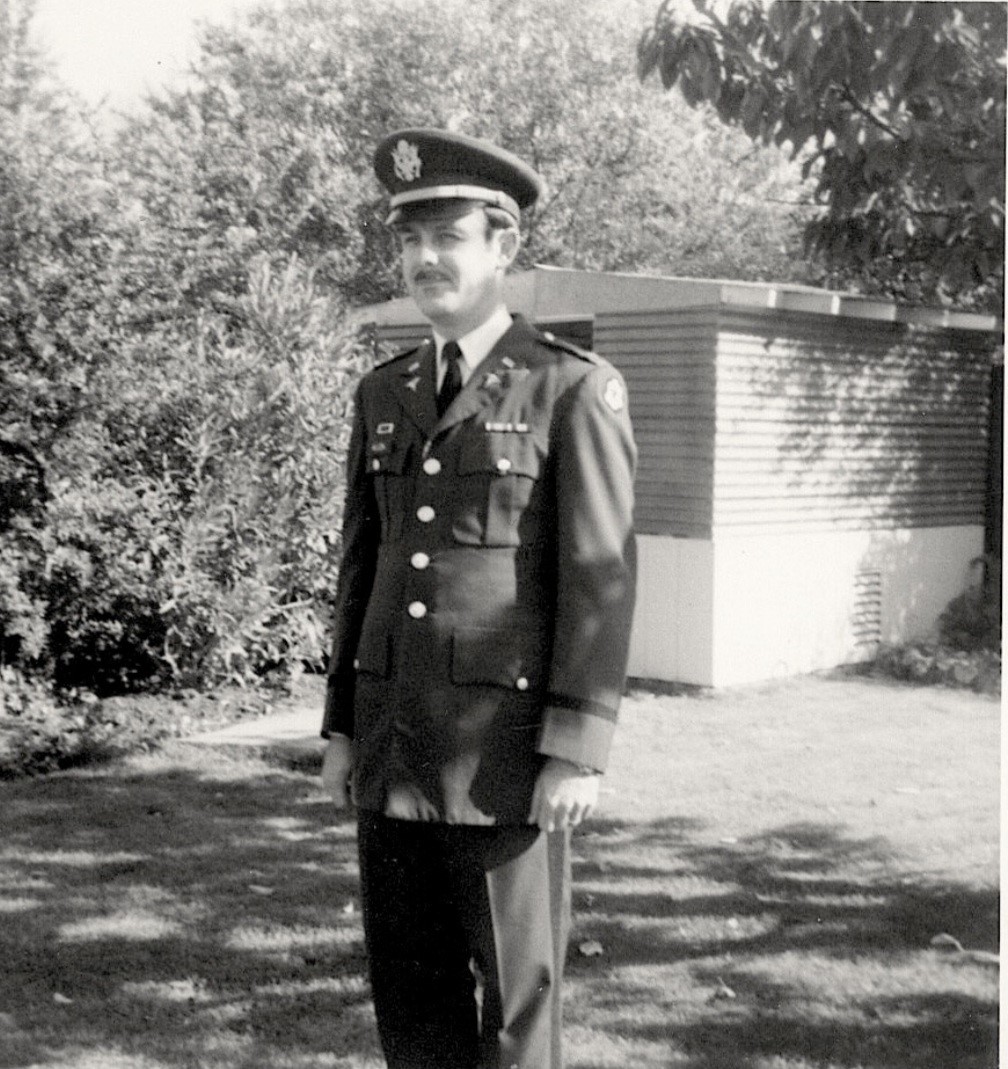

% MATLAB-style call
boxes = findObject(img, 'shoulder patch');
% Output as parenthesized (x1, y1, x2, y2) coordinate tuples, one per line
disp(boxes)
(602, 377, 625, 412)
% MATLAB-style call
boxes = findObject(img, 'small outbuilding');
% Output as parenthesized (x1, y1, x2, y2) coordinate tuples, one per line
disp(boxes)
(358, 267, 1000, 687)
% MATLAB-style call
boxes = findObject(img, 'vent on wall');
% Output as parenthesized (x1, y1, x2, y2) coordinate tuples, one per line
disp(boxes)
(852, 569, 882, 646)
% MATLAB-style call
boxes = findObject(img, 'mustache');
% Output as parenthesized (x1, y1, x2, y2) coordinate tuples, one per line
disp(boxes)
(411, 268, 452, 284)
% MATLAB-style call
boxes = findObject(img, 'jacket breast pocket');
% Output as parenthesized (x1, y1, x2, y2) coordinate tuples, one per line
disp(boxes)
(366, 445, 409, 542)
(454, 433, 543, 547)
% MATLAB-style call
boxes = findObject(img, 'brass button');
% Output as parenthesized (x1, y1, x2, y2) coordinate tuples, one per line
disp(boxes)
(515, 676, 529, 691)
(371, 459, 381, 471)
(416, 505, 435, 523)
(411, 552, 430, 570)
(407, 601, 427, 619)
(422, 457, 441, 475)
(353, 658, 360, 670)
(496, 457, 512, 473)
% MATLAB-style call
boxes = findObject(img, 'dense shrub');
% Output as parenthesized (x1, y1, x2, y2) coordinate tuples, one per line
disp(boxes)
(37, 259, 370, 692)
(869, 558, 1002, 694)
(938, 556, 1001, 653)
(0, 667, 118, 777)
(871, 643, 1000, 694)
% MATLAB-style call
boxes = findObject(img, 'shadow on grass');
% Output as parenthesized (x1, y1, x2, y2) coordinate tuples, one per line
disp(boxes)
(0, 758, 381, 1069)
(0, 764, 998, 1069)
(568, 819, 998, 1069)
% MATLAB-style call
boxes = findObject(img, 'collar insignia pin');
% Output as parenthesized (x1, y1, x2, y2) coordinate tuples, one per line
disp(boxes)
(405, 377, 421, 392)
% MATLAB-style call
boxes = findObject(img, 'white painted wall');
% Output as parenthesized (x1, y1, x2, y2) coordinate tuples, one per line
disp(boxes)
(628, 526, 985, 687)
(708, 525, 985, 686)
(627, 535, 713, 685)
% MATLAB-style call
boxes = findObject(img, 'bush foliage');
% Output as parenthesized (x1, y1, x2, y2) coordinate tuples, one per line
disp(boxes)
(870, 556, 1001, 694)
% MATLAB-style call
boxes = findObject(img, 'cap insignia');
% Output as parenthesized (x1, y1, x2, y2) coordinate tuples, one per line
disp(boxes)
(392, 139, 422, 183)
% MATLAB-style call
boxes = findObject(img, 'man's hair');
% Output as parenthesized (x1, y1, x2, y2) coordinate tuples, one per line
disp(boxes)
(484, 206, 520, 239)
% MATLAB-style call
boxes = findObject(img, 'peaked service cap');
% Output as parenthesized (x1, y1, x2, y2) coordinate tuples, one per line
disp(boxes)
(374, 128, 545, 225)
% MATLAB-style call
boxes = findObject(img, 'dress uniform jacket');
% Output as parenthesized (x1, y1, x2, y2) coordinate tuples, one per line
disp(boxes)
(322, 314, 636, 825)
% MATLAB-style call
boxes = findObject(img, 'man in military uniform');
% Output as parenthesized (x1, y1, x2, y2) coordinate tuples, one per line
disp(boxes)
(321, 128, 637, 1069)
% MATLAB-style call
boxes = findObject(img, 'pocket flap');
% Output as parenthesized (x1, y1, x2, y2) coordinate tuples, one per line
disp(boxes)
(458, 432, 541, 478)
(366, 444, 408, 476)
(451, 627, 545, 690)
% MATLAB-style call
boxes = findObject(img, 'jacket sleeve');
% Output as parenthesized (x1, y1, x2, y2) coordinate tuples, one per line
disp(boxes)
(537, 364, 637, 771)
(321, 383, 379, 739)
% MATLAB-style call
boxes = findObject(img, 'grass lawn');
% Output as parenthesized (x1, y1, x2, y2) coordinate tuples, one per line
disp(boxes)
(0, 674, 998, 1069)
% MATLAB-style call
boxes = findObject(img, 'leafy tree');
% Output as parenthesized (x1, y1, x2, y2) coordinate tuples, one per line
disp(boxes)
(638, 0, 1006, 310)
(122, 0, 810, 309)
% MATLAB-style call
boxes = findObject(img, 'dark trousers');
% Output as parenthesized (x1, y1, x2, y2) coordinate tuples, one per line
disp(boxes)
(357, 811, 571, 1069)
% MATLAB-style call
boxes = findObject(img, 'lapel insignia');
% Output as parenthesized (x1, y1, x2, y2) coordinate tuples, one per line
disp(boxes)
(406, 376, 421, 392)
(483, 372, 502, 389)
(501, 357, 516, 369)
(408, 361, 421, 373)
(376, 422, 395, 435)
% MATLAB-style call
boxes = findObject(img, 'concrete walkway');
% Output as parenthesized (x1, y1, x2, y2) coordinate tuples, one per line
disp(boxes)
(183, 700, 323, 753)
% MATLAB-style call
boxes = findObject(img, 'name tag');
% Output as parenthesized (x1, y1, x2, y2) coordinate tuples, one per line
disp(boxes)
(484, 421, 530, 433)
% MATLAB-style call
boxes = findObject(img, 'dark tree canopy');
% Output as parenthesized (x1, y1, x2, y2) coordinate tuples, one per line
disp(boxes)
(639, 0, 1006, 311)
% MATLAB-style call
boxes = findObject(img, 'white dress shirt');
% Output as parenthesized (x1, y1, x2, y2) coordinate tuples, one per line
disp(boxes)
(433, 306, 513, 390)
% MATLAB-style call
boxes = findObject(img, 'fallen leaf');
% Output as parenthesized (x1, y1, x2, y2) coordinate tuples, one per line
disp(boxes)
(248, 884, 275, 896)
(578, 940, 604, 958)
(53, 993, 73, 1005)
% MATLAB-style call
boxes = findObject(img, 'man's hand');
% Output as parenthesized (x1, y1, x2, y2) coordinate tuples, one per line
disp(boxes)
(321, 735, 353, 809)
(528, 757, 600, 832)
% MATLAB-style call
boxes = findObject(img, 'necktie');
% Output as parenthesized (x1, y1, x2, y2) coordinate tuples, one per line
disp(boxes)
(436, 341, 464, 418)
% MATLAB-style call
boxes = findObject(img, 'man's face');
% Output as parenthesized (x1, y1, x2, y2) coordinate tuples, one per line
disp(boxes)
(396, 206, 516, 335)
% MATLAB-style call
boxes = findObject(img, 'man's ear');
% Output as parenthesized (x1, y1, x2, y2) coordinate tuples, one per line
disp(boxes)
(496, 226, 520, 269)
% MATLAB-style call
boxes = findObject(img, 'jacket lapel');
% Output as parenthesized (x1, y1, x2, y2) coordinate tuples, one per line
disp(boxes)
(393, 341, 438, 438)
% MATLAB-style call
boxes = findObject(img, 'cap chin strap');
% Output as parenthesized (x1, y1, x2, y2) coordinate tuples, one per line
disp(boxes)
(386, 184, 521, 224)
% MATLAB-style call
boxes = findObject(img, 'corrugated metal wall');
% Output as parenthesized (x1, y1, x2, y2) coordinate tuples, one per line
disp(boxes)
(711, 309, 993, 533)
(595, 306, 995, 539)
(595, 312, 717, 538)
